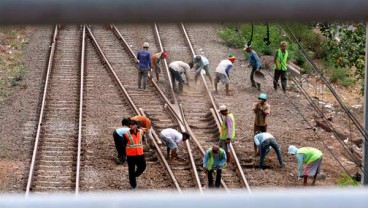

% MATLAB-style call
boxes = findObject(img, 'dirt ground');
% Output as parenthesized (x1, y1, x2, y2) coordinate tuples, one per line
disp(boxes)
(0, 25, 364, 193)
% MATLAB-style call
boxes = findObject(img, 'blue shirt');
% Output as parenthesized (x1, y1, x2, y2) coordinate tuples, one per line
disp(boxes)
(203, 149, 227, 170)
(137, 49, 151, 69)
(116, 127, 130, 137)
(249, 50, 262, 69)
(296, 153, 305, 177)
(253, 132, 274, 147)
(193, 55, 209, 72)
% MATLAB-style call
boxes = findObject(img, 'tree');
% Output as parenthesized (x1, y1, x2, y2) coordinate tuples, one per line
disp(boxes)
(319, 23, 366, 80)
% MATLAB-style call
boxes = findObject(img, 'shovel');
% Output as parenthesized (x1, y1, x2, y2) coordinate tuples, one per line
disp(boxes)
(254, 70, 266, 84)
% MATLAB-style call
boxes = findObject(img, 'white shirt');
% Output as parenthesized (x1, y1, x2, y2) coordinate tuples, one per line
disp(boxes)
(160, 128, 183, 144)
(169, 61, 190, 74)
(215, 59, 233, 75)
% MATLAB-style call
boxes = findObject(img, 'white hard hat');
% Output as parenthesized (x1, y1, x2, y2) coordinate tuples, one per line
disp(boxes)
(143, 42, 149, 48)
(219, 105, 227, 111)
(288, 145, 298, 155)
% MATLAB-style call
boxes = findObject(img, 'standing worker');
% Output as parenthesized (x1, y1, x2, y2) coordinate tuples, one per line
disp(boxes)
(193, 55, 213, 86)
(254, 132, 284, 169)
(214, 55, 236, 96)
(253, 93, 270, 135)
(168, 61, 193, 94)
(121, 120, 146, 189)
(113, 118, 131, 164)
(159, 128, 190, 160)
(218, 105, 235, 163)
(131, 115, 155, 151)
(203, 145, 227, 188)
(149, 51, 168, 85)
(136, 42, 152, 91)
(274, 41, 289, 92)
(288, 145, 323, 186)
(245, 45, 262, 90)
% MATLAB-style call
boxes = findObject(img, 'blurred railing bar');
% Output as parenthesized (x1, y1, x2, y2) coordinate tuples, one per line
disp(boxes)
(1, 0, 368, 24)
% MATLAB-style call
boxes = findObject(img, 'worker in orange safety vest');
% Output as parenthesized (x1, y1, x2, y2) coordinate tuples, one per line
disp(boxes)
(122, 119, 146, 189)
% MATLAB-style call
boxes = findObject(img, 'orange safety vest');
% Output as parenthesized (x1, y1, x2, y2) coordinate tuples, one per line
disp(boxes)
(151, 53, 159, 70)
(125, 129, 144, 156)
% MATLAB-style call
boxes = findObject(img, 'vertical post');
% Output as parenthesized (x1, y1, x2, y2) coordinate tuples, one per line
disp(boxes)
(363, 22, 368, 185)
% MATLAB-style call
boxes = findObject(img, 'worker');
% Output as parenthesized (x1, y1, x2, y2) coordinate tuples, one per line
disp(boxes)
(136, 42, 152, 91)
(218, 105, 235, 163)
(288, 145, 323, 186)
(253, 93, 270, 135)
(113, 118, 131, 164)
(274, 41, 288, 92)
(149, 51, 168, 85)
(122, 120, 146, 189)
(245, 45, 262, 90)
(131, 115, 155, 151)
(203, 145, 227, 188)
(168, 61, 193, 94)
(193, 55, 213, 86)
(214, 55, 236, 96)
(254, 132, 284, 169)
(159, 128, 190, 160)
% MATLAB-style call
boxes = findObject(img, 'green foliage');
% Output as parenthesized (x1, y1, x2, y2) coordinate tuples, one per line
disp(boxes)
(319, 23, 366, 81)
(300, 62, 313, 74)
(337, 173, 359, 186)
(217, 23, 322, 67)
(329, 66, 355, 87)
(217, 23, 284, 54)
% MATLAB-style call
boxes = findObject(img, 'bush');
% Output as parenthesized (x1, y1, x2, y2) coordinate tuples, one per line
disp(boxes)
(337, 173, 359, 186)
(330, 67, 347, 83)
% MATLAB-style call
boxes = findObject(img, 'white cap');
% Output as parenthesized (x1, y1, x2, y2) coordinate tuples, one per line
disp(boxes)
(243, 45, 251, 50)
(219, 105, 227, 111)
(288, 145, 298, 155)
(143, 42, 149, 48)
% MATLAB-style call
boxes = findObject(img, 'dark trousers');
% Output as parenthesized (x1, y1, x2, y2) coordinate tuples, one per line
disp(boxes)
(138, 67, 149, 90)
(169, 67, 184, 93)
(259, 138, 283, 169)
(113, 131, 126, 160)
(273, 69, 287, 91)
(254, 124, 267, 135)
(127, 155, 146, 188)
(250, 67, 261, 90)
(208, 169, 222, 188)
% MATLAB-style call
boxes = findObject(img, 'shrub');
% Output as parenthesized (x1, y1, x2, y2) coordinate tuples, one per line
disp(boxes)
(337, 173, 359, 186)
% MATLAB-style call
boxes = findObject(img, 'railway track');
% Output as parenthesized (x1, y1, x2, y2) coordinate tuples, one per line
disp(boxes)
(26, 23, 251, 194)
(26, 25, 82, 194)
(156, 23, 250, 190)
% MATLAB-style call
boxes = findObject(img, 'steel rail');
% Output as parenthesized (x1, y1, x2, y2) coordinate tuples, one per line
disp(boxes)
(25, 25, 59, 197)
(178, 104, 204, 192)
(75, 25, 86, 195)
(179, 104, 228, 192)
(139, 109, 182, 192)
(86, 26, 187, 191)
(180, 23, 251, 191)
(163, 104, 203, 192)
(153, 23, 177, 105)
(111, 25, 176, 112)
(1, 0, 368, 24)
(111, 25, 203, 191)
(86, 26, 140, 114)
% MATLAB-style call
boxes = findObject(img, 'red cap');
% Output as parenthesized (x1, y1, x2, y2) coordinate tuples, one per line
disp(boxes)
(161, 52, 168, 59)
